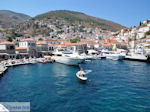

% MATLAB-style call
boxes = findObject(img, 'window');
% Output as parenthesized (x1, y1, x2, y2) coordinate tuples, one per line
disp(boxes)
(31, 43, 35, 46)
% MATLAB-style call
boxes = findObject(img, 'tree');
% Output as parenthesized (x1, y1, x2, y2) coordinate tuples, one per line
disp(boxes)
(7, 37, 13, 42)
(145, 30, 150, 35)
(38, 38, 43, 41)
(25, 35, 30, 38)
(33, 24, 39, 29)
(139, 21, 142, 26)
(70, 39, 78, 43)
(31, 18, 35, 20)
(57, 30, 64, 34)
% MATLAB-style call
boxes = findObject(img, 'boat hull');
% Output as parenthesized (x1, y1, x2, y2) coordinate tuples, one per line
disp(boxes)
(76, 74, 87, 81)
(106, 55, 125, 60)
(124, 53, 149, 62)
(52, 56, 85, 66)
(125, 55, 148, 62)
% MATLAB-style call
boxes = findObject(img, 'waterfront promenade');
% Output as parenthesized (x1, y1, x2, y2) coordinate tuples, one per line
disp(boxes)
(0, 58, 53, 76)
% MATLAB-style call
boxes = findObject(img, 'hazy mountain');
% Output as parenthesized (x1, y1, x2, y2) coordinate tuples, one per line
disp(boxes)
(0, 10, 31, 29)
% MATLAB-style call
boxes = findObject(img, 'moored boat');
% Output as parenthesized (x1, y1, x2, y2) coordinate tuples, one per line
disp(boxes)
(52, 48, 85, 66)
(106, 53, 125, 60)
(101, 50, 125, 60)
(125, 52, 149, 62)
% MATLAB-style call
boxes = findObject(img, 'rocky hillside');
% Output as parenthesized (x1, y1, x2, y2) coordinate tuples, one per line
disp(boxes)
(34, 10, 125, 32)
(0, 10, 31, 29)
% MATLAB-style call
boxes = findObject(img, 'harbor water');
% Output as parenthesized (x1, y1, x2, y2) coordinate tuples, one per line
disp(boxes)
(0, 60, 150, 112)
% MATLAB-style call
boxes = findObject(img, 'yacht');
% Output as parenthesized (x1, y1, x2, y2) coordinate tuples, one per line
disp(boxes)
(125, 49, 150, 62)
(125, 53, 148, 61)
(52, 48, 85, 66)
(101, 50, 125, 60)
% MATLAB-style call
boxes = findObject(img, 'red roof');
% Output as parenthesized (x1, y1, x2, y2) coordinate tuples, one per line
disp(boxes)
(36, 41, 47, 45)
(101, 43, 112, 47)
(16, 47, 27, 50)
(0, 41, 14, 45)
(21, 38, 35, 42)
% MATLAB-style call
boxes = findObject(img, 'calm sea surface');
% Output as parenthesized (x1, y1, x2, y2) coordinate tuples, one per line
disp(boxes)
(0, 60, 150, 112)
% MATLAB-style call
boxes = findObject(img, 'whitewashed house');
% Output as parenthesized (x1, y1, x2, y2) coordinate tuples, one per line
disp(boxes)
(136, 26, 150, 39)
(147, 23, 150, 27)
(15, 47, 28, 59)
(138, 26, 150, 32)
(36, 41, 50, 57)
(0, 41, 16, 60)
(137, 32, 145, 39)
(19, 38, 37, 57)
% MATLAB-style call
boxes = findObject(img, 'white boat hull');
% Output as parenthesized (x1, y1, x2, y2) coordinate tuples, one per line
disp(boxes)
(52, 56, 85, 66)
(106, 55, 125, 60)
(76, 71, 87, 81)
(125, 54, 148, 61)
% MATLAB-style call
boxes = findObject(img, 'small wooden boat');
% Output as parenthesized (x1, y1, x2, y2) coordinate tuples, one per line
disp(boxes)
(76, 70, 87, 81)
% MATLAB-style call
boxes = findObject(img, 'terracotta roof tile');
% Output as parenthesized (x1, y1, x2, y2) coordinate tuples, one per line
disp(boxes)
(36, 41, 47, 45)
(21, 38, 35, 42)
(16, 47, 27, 50)
(0, 41, 14, 45)
(101, 43, 112, 47)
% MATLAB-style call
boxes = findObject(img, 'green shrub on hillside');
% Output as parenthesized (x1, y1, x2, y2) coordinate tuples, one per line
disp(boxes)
(70, 39, 78, 43)
(145, 30, 150, 35)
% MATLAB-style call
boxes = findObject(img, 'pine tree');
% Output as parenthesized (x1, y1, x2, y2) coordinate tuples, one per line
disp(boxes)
(139, 21, 142, 26)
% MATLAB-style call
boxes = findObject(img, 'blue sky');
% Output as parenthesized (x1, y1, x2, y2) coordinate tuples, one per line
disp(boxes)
(0, 0, 150, 27)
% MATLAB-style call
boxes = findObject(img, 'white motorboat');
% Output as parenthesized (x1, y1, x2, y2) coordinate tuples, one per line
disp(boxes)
(124, 48, 150, 62)
(52, 48, 85, 66)
(101, 50, 125, 60)
(76, 70, 87, 81)
(86, 50, 100, 60)
(28, 60, 37, 64)
(125, 53, 148, 61)
(23, 59, 32, 64)
(99, 53, 106, 59)
(86, 55, 101, 60)
(106, 53, 125, 60)
(5, 60, 17, 67)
